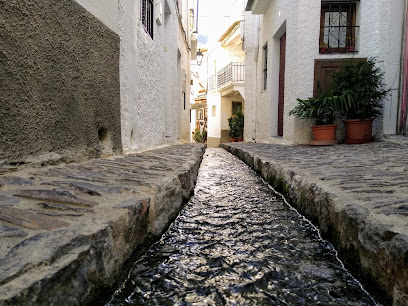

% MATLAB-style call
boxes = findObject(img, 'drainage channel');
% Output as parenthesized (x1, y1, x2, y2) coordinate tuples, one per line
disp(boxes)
(105, 148, 377, 305)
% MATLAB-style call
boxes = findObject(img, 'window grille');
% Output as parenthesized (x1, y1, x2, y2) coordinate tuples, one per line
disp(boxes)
(141, 0, 153, 39)
(320, 1, 359, 53)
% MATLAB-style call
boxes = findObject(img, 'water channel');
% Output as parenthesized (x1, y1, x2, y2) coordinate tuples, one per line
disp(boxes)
(107, 148, 377, 305)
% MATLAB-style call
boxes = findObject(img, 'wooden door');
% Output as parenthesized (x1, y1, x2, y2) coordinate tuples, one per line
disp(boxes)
(314, 58, 366, 97)
(278, 33, 286, 136)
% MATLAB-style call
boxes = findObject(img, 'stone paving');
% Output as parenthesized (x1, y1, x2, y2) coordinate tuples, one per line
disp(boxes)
(0, 144, 205, 305)
(222, 140, 408, 305)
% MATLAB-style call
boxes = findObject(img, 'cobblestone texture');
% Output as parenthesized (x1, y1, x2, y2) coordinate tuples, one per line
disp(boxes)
(0, 144, 205, 305)
(222, 141, 408, 305)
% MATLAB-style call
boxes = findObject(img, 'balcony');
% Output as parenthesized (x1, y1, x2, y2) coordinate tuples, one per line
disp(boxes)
(217, 63, 245, 90)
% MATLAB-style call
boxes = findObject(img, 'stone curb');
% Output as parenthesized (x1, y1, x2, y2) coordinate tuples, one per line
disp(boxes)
(0, 144, 206, 305)
(222, 143, 408, 306)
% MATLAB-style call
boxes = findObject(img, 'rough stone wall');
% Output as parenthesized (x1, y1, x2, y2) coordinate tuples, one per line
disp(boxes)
(0, 0, 122, 164)
(244, 0, 403, 144)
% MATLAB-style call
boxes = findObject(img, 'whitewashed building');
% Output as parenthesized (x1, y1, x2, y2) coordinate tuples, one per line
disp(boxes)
(78, 0, 193, 153)
(206, 21, 246, 147)
(1, 0, 192, 164)
(244, 0, 404, 144)
(119, 0, 192, 152)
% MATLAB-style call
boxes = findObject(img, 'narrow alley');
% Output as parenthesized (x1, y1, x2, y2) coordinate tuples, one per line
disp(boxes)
(107, 149, 376, 305)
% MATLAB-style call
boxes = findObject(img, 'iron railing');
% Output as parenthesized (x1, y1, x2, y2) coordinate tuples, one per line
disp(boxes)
(320, 1, 359, 52)
(217, 63, 245, 89)
(321, 25, 359, 51)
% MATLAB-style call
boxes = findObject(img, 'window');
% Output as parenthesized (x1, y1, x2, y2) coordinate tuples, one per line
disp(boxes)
(320, 1, 358, 52)
(141, 0, 154, 38)
(263, 44, 268, 90)
(232, 101, 242, 113)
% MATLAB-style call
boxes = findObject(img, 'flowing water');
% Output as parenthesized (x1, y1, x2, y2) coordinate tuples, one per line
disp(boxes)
(107, 148, 376, 305)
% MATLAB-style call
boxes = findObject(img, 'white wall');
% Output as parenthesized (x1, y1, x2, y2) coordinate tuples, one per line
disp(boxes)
(119, 0, 191, 153)
(245, 0, 404, 144)
(74, 0, 119, 34)
(207, 92, 221, 138)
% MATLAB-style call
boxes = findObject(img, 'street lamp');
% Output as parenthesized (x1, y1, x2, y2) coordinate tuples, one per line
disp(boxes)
(196, 49, 203, 66)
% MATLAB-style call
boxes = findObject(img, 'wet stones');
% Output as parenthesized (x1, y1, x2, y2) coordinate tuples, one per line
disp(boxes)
(0, 143, 206, 305)
(222, 142, 408, 305)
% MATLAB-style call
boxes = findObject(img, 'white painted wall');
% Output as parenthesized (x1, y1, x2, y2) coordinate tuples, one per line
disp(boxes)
(206, 25, 245, 143)
(244, 0, 404, 144)
(207, 92, 221, 138)
(119, 0, 191, 153)
(75, 0, 191, 152)
(74, 0, 119, 34)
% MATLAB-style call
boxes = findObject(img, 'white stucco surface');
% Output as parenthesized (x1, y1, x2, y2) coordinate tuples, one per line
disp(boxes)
(205, 22, 246, 144)
(119, 0, 191, 153)
(244, 0, 404, 144)
(74, 0, 119, 34)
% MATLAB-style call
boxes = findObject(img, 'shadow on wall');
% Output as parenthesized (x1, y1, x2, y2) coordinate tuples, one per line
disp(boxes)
(0, 0, 122, 164)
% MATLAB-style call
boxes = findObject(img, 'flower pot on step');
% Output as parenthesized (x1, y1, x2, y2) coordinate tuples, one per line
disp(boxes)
(309, 124, 339, 146)
(344, 119, 373, 144)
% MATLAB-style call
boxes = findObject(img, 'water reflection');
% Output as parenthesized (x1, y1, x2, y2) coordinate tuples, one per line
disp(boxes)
(107, 149, 376, 305)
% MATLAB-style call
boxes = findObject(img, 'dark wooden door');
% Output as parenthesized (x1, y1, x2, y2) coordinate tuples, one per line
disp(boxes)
(314, 58, 366, 97)
(278, 33, 286, 136)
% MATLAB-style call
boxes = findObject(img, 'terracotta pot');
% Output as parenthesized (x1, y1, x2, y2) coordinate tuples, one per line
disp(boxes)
(238, 137, 244, 142)
(231, 138, 238, 142)
(309, 124, 338, 146)
(311, 124, 338, 141)
(344, 119, 373, 144)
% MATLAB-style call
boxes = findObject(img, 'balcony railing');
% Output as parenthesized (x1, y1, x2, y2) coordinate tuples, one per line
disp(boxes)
(217, 63, 245, 89)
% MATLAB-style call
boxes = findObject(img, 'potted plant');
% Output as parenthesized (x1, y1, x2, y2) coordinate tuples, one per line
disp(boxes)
(346, 36, 356, 52)
(289, 91, 343, 145)
(228, 107, 244, 142)
(332, 58, 389, 144)
(193, 128, 206, 143)
(319, 41, 328, 53)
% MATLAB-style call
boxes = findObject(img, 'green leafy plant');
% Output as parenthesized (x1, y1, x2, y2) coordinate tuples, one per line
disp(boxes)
(228, 107, 244, 138)
(193, 129, 205, 143)
(332, 58, 389, 119)
(289, 91, 352, 125)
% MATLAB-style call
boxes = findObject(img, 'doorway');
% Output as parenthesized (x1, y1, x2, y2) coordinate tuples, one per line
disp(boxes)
(277, 33, 286, 137)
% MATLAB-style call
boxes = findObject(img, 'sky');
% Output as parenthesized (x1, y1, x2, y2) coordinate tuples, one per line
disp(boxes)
(193, 0, 245, 49)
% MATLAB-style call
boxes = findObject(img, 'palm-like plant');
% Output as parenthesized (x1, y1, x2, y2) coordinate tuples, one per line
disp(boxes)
(332, 58, 389, 119)
(289, 91, 352, 125)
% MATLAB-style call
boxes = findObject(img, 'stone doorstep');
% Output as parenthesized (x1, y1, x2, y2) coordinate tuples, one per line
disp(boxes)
(221, 143, 408, 305)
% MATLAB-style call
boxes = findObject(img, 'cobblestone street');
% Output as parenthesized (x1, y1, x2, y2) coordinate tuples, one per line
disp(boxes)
(223, 139, 408, 304)
(1, 140, 408, 304)
(0, 144, 205, 305)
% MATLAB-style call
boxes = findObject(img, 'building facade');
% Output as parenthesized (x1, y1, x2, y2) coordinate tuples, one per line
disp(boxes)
(206, 21, 246, 147)
(244, 0, 404, 144)
(0, 0, 191, 164)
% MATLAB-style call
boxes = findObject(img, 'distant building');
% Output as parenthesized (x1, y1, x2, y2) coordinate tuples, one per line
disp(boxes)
(206, 21, 246, 147)
(244, 0, 404, 144)
(0, 0, 192, 164)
